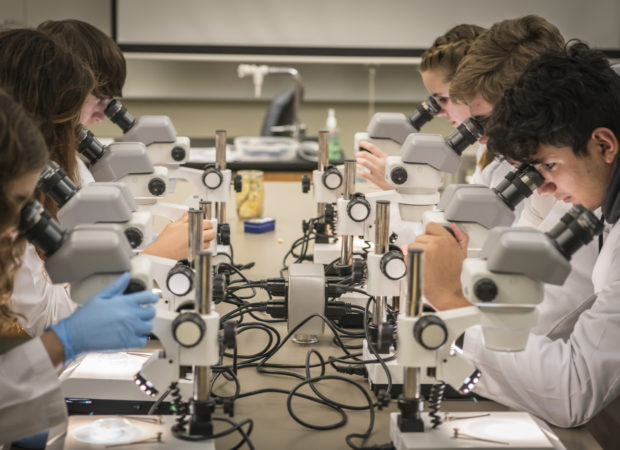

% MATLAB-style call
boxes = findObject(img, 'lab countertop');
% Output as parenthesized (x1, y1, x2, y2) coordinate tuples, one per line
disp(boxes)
(63, 182, 601, 450)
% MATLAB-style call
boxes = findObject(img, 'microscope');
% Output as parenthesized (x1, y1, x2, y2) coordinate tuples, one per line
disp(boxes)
(422, 163, 544, 256)
(391, 205, 603, 449)
(18, 200, 152, 305)
(77, 125, 172, 203)
(104, 99, 191, 167)
(354, 96, 441, 156)
(384, 117, 483, 222)
(38, 161, 153, 251)
(135, 249, 221, 447)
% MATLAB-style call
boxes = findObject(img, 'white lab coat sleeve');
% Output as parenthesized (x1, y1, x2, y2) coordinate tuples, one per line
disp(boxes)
(0, 338, 67, 444)
(76, 156, 95, 187)
(12, 244, 77, 337)
(462, 224, 620, 428)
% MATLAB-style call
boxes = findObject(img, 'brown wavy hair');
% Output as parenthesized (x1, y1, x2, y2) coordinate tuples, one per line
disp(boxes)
(0, 90, 49, 331)
(419, 24, 487, 82)
(38, 19, 126, 98)
(450, 15, 565, 106)
(0, 29, 95, 218)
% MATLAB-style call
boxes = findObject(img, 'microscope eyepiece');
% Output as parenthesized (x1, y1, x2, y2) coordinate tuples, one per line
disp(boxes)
(76, 125, 105, 164)
(445, 117, 483, 155)
(104, 99, 136, 133)
(18, 200, 66, 256)
(546, 205, 603, 259)
(37, 161, 78, 208)
(408, 96, 441, 131)
(493, 163, 544, 210)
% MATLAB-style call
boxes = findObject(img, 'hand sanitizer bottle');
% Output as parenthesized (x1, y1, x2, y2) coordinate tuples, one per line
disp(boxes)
(326, 108, 342, 162)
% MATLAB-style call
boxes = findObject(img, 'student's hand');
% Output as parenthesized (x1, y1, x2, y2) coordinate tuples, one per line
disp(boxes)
(409, 222, 471, 311)
(49, 273, 158, 363)
(142, 213, 217, 260)
(355, 141, 394, 191)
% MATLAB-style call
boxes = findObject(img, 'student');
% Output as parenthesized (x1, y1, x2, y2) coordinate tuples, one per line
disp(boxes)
(37, 19, 126, 127)
(415, 41, 620, 447)
(0, 89, 158, 446)
(37, 20, 215, 261)
(356, 24, 489, 191)
(412, 15, 596, 338)
(0, 29, 212, 336)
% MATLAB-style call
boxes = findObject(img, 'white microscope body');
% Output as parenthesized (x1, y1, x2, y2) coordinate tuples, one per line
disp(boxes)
(354, 96, 440, 156)
(104, 99, 191, 168)
(391, 205, 604, 449)
(422, 163, 544, 257)
(18, 201, 153, 305)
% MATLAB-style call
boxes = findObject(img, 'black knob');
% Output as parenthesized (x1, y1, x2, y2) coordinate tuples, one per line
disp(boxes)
(171, 146, 186, 161)
(202, 167, 223, 189)
(212, 273, 227, 304)
(124, 227, 144, 249)
(390, 166, 408, 185)
(233, 174, 243, 192)
(166, 260, 194, 297)
(301, 174, 311, 193)
(347, 193, 371, 222)
(380, 250, 406, 280)
(172, 312, 205, 348)
(124, 278, 146, 294)
(473, 278, 498, 302)
(413, 315, 448, 350)
(218, 223, 231, 246)
(148, 178, 166, 196)
(322, 166, 343, 190)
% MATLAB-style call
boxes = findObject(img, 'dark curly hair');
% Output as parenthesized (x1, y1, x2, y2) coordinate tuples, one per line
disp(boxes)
(0, 90, 48, 330)
(486, 41, 620, 162)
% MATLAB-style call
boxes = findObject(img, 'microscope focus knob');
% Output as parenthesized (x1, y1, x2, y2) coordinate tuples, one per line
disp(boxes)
(124, 227, 144, 249)
(347, 194, 371, 222)
(390, 166, 408, 185)
(380, 250, 407, 280)
(322, 167, 343, 190)
(202, 167, 223, 189)
(167, 261, 194, 296)
(413, 315, 448, 350)
(301, 174, 311, 193)
(233, 174, 243, 192)
(172, 312, 205, 348)
(473, 278, 498, 302)
(148, 178, 166, 196)
(171, 146, 187, 161)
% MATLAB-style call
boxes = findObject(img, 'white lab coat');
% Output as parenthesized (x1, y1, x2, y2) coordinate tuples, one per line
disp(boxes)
(0, 338, 66, 444)
(11, 157, 94, 337)
(462, 218, 620, 430)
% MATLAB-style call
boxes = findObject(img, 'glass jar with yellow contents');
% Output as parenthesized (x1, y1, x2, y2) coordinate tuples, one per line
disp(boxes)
(235, 170, 265, 220)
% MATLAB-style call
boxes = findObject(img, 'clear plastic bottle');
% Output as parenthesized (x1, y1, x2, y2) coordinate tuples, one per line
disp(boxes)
(326, 108, 342, 162)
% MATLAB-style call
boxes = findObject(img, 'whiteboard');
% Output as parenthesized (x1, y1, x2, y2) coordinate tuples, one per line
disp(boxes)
(116, 0, 620, 52)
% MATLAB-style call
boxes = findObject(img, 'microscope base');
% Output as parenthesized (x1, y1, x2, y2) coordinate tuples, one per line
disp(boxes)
(60, 352, 194, 414)
(67, 415, 216, 449)
(390, 411, 556, 449)
(362, 341, 476, 400)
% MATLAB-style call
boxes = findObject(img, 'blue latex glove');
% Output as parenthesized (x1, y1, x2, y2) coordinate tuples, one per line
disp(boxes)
(12, 430, 48, 449)
(50, 273, 158, 363)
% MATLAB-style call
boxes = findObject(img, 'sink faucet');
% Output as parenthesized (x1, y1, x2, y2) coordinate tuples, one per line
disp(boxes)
(237, 64, 305, 140)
